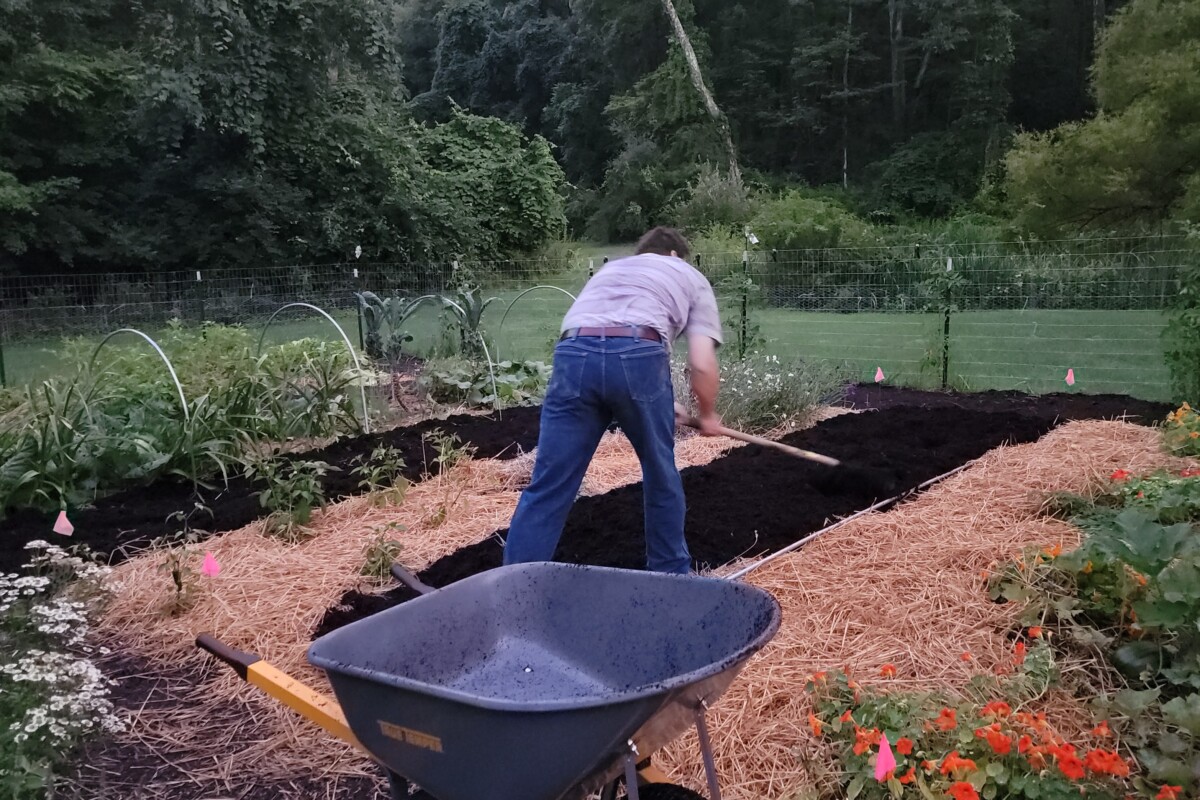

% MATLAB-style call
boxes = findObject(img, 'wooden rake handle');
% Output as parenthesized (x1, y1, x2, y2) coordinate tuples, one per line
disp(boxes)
(680, 416, 841, 467)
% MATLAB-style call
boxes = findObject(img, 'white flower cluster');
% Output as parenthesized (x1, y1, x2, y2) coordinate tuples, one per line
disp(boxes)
(30, 599, 90, 646)
(23, 540, 113, 583)
(2, 650, 125, 747)
(0, 574, 50, 614)
(715, 353, 840, 432)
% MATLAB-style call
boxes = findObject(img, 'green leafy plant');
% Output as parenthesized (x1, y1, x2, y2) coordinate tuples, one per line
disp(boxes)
(1164, 403, 1200, 457)
(424, 358, 551, 408)
(421, 429, 475, 526)
(0, 325, 364, 519)
(989, 466, 1200, 792)
(248, 458, 333, 541)
(360, 522, 406, 581)
(437, 285, 501, 359)
(352, 446, 409, 507)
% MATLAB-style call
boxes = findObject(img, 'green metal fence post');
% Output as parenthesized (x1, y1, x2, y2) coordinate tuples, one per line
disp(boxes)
(942, 256, 953, 390)
(740, 248, 750, 360)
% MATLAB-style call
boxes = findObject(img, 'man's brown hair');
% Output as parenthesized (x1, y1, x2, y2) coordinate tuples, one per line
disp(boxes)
(635, 227, 691, 260)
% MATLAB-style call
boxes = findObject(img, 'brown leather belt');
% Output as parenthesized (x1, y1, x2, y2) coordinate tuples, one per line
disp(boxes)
(560, 326, 661, 342)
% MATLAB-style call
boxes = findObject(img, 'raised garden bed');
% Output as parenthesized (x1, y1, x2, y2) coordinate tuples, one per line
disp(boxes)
(0, 406, 542, 573)
(314, 389, 1169, 637)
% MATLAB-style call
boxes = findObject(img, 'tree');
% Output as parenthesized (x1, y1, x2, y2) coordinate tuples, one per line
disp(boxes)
(1004, 0, 1200, 232)
(658, 0, 742, 186)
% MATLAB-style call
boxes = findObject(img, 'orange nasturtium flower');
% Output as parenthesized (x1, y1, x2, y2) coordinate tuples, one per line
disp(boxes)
(1042, 544, 1063, 558)
(897, 766, 916, 785)
(1180, 467, 1200, 478)
(853, 726, 881, 756)
(975, 724, 1011, 755)
(947, 783, 980, 800)
(939, 751, 977, 777)
(981, 700, 1012, 718)
(960, 651, 973, 661)
(1156, 786, 1183, 800)
(895, 737, 914, 756)
(879, 663, 898, 678)
(1017, 735, 1033, 754)
(808, 671, 828, 684)
(808, 713, 823, 737)
(1057, 751, 1086, 780)
(1091, 721, 1112, 738)
(934, 708, 958, 731)
(839, 709, 854, 724)
(1028, 626, 1044, 639)
(1014, 641, 1027, 665)
(1111, 469, 1131, 481)
(1084, 749, 1130, 777)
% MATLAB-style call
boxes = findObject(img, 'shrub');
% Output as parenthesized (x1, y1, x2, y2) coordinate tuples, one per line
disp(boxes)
(676, 354, 848, 434)
(669, 164, 756, 234)
(749, 191, 880, 252)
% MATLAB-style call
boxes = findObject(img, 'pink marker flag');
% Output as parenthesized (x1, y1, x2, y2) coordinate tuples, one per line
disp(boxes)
(52, 510, 74, 536)
(201, 552, 221, 577)
(874, 366, 885, 383)
(874, 733, 897, 781)
(1065, 368, 1076, 386)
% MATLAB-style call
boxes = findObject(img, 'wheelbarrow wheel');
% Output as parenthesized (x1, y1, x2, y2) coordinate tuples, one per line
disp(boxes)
(634, 783, 707, 800)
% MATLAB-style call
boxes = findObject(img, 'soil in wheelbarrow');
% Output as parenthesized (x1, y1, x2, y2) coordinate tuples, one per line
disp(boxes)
(315, 392, 1168, 637)
(0, 405, 543, 574)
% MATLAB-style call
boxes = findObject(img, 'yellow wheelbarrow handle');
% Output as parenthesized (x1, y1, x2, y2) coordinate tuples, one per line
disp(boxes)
(196, 633, 362, 750)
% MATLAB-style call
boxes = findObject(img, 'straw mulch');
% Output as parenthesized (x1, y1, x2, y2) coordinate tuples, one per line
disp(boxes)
(92, 423, 764, 788)
(654, 419, 1191, 799)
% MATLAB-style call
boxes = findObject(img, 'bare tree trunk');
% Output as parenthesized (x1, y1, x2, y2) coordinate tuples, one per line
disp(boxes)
(888, 0, 905, 129)
(842, 0, 853, 189)
(659, 0, 742, 186)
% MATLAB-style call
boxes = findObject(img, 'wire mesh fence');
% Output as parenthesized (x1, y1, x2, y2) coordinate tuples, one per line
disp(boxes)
(2, 236, 1195, 400)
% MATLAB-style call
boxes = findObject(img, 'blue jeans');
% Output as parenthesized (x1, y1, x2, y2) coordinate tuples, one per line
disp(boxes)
(503, 336, 689, 574)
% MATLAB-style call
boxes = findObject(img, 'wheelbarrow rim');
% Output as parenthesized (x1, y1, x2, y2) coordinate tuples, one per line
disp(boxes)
(308, 565, 782, 713)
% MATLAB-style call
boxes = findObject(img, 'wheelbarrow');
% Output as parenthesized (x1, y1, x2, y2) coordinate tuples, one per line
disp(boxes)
(197, 562, 781, 800)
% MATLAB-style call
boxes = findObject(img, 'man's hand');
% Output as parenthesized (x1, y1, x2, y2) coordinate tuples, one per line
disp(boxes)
(695, 411, 723, 437)
(675, 402, 723, 436)
(674, 402, 690, 427)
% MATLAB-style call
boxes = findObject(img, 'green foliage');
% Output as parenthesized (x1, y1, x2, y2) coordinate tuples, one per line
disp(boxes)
(1164, 260, 1200, 405)
(1164, 404, 1200, 457)
(421, 429, 474, 476)
(352, 446, 409, 507)
(991, 467, 1200, 789)
(424, 358, 551, 408)
(749, 192, 881, 252)
(434, 285, 503, 359)
(669, 164, 756, 234)
(0, 326, 365, 517)
(248, 459, 333, 541)
(360, 522, 406, 581)
(416, 107, 567, 262)
(356, 292, 418, 363)
(1005, 0, 1200, 233)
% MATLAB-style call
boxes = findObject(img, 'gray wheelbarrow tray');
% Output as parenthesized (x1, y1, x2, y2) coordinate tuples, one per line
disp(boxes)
(307, 562, 780, 800)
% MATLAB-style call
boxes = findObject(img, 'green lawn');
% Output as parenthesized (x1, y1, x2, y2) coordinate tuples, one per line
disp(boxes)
(2, 300, 1172, 403)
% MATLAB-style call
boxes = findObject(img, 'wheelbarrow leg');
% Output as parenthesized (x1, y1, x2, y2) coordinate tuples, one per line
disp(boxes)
(623, 750, 641, 800)
(693, 705, 722, 800)
(384, 769, 408, 800)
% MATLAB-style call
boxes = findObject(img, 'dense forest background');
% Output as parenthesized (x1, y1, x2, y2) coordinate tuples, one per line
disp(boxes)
(1, 0, 1196, 275)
